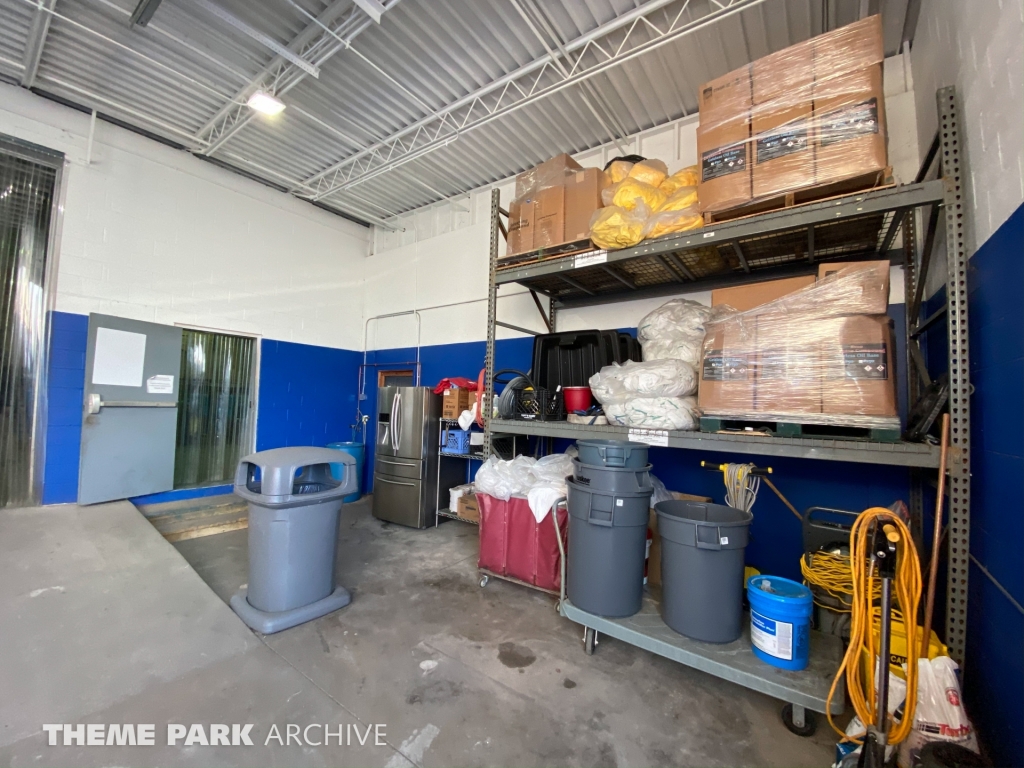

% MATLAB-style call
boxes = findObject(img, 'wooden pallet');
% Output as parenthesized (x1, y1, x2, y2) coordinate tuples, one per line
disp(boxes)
(699, 415, 901, 443)
(702, 168, 894, 225)
(497, 237, 594, 269)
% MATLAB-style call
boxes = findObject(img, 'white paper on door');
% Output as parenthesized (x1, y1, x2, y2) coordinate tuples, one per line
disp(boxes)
(92, 328, 147, 387)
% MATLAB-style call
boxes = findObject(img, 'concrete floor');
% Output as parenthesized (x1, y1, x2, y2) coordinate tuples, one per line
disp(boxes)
(2, 496, 839, 767)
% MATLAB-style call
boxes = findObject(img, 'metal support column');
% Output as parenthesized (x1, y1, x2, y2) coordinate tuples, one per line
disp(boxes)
(938, 86, 970, 664)
(902, 210, 924, 545)
(483, 188, 501, 456)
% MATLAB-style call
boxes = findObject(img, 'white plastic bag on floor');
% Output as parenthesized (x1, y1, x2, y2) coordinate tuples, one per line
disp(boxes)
(474, 455, 536, 501)
(604, 396, 699, 430)
(589, 359, 697, 404)
(897, 657, 979, 767)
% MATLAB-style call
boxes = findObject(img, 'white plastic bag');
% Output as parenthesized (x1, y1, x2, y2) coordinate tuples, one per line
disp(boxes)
(589, 359, 697, 404)
(528, 453, 574, 486)
(639, 336, 704, 367)
(474, 455, 536, 501)
(637, 298, 714, 345)
(604, 396, 699, 430)
(649, 474, 674, 506)
(897, 657, 979, 767)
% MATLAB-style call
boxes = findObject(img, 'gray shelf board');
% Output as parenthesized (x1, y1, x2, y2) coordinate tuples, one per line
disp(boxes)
(489, 419, 939, 468)
(561, 596, 844, 714)
(495, 181, 945, 304)
(436, 508, 479, 525)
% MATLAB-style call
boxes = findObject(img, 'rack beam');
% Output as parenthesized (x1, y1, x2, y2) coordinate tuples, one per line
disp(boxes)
(490, 420, 941, 468)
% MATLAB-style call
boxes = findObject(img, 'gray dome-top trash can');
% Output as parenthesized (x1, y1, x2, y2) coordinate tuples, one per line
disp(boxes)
(229, 446, 358, 634)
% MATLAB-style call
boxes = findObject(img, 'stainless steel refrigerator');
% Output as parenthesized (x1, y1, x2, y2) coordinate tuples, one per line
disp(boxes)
(373, 386, 463, 528)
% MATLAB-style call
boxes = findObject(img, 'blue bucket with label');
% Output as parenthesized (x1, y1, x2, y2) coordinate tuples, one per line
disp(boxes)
(747, 575, 813, 671)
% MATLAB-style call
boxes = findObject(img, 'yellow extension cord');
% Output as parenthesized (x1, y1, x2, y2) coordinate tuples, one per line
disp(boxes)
(826, 507, 923, 745)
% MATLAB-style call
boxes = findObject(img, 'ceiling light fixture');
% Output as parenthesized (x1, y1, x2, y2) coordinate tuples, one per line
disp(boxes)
(247, 91, 285, 116)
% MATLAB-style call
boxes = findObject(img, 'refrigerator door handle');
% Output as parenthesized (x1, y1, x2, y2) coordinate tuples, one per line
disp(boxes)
(393, 392, 402, 451)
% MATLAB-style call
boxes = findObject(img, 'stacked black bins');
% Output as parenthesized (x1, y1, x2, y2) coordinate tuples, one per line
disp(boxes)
(566, 439, 653, 617)
(653, 500, 754, 642)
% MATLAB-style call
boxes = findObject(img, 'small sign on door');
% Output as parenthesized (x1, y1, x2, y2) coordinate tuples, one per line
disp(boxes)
(146, 374, 175, 394)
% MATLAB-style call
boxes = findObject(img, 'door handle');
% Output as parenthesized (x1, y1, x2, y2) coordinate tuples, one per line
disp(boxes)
(377, 457, 418, 467)
(87, 393, 176, 415)
(393, 393, 402, 450)
(376, 476, 415, 487)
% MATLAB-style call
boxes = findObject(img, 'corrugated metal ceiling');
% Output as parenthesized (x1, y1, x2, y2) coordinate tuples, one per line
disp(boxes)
(0, 0, 914, 226)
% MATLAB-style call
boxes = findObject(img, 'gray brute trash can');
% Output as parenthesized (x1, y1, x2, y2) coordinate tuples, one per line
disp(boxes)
(654, 499, 753, 643)
(229, 447, 358, 634)
(566, 478, 652, 618)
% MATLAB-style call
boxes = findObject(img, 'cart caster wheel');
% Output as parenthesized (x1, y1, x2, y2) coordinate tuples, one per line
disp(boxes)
(554, 600, 561, 614)
(584, 627, 597, 656)
(479, 575, 489, 588)
(781, 704, 817, 737)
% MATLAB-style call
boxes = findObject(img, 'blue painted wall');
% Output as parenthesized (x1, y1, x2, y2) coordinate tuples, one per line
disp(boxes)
(42, 311, 88, 505)
(961, 204, 1024, 767)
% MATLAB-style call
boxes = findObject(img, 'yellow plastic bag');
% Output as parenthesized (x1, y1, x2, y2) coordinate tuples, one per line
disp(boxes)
(606, 159, 634, 184)
(627, 159, 669, 187)
(660, 165, 700, 195)
(643, 209, 703, 240)
(612, 177, 667, 212)
(656, 187, 699, 213)
(590, 203, 649, 250)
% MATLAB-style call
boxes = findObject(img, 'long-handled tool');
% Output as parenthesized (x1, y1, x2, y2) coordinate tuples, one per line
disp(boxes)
(921, 414, 950, 656)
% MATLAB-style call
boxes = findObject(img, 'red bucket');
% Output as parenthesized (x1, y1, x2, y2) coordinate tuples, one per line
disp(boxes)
(563, 386, 593, 412)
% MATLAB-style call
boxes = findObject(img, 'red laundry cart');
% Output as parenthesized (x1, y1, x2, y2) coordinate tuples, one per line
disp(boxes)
(477, 493, 567, 595)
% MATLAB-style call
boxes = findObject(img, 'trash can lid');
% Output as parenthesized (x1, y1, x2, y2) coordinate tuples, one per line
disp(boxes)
(747, 575, 812, 604)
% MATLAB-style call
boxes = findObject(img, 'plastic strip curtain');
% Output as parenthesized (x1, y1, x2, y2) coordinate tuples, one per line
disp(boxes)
(0, 147, 56, 507)
(173, 329, 256, 488)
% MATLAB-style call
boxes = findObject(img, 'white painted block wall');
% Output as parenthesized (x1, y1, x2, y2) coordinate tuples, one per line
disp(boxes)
(0, 83, 370, 351)
(912, 0, 1024, 254)
(368, 55, 920, 350)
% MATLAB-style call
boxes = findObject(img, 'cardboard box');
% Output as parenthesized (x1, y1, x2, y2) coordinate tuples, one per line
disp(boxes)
(699, 65, 753, 121)
(698, 321, 756, 415)
(506, 199, 534, 255)
(817, 259, 890, 314)
(441, 388, 473, 419)
(712, 275, 816, 312)
(458, 492, 479, 522)
(515, 153, 582, 199)
(697, 66, 752, 214)
(752, 102, 814, 199)
(821, 315, 897, 417)
(534, 185, 565, 250)
(563, 167, 605, 242)
(648, 492, 713, 587)
(697, 122, 752, 213)
(813, 65, 887, 187)
(752, 44, 815, 106)
(753, 316, 822, 415)
(812, 14, 884, 79)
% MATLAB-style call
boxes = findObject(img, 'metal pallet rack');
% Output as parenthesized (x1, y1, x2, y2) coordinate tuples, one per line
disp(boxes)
(481, 88, 970, 664)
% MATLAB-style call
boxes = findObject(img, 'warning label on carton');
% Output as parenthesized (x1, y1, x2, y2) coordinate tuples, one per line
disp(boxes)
(835, 343, 888, 379)
(819, 98, 879, 147)
(702, 350, 750, 381)
(701, 145, 747, 182)
(756, 122, 810, 163)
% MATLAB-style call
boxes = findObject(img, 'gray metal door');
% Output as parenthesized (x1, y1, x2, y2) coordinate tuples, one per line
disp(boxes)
(78, 314, 182, 505)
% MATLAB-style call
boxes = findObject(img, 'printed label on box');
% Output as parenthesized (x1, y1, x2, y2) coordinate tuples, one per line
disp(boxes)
(702, 351, 750, 381)
(819, 98, 879, 147)
(701, 144, 747, 181)
(751, 610, 794, 660)
(758, 349, 816, 380)
(756, 122, 810, 163)
(832, 343, 887, 379)
(146, 374, 174, 394)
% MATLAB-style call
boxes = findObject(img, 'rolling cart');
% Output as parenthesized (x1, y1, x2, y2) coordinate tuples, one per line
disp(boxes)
(549, 500, 845, 737)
